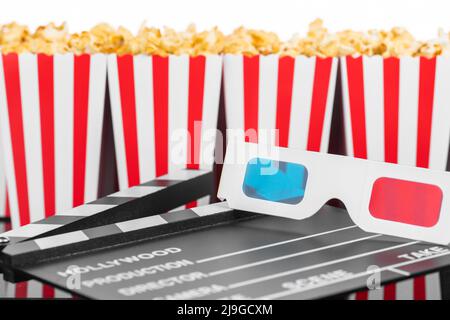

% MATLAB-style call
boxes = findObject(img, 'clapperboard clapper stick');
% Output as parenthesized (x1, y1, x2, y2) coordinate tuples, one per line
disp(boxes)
(0, 202, 256, 270)
(0, 169, 213, 246)
(0, 168, 215, 281)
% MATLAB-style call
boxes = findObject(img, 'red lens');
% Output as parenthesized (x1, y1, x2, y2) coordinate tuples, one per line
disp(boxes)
(369, 177, 442, 227)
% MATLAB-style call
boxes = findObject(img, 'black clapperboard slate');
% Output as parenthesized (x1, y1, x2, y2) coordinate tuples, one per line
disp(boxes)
(0, 168, 214, 282)
(1, 169, 450, 300)
(3, 205, 450, 300)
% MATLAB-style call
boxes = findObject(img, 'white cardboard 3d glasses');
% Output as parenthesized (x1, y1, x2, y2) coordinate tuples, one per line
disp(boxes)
(218, 139, 450, 245)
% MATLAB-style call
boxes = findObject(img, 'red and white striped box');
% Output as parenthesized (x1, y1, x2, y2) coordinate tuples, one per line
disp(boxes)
(107, 54, 222, 199)
(1, 213, 70, 299)
(0, 53, 108, 229)
(341, 56, 450, 300)
(0, 278, 72, 299)
(223, 55, 338, 151)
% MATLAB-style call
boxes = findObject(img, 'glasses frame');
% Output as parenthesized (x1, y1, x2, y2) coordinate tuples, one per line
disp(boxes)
(218, 139, 450, 245)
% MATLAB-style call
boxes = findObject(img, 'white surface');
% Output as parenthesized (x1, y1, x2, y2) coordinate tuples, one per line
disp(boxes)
(84, 55, 108, 203)
(199, 55, 222, 170)
(2, 0, 450, 40)
(398, 57, 420, 167)
(429, 57, 450, 171)
(134, 56, 156, 183)
(18, 54, 45, 223)
(54, 54, 74, 214)
(223, 55, 244, 136)
(362, 56, 385, 162)
(0, 57, 21, 227)
(258, 55, 279, 145)
(168, 55, 189, 173)
(289, 57, 316, 150)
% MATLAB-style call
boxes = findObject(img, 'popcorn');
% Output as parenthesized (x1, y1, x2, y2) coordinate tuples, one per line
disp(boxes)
(413, 29, 450, 58)
(187, 25, 225, 55)
(0, 22, 31, 53)
(158, 24, 225, 56)
(280, 19, 339, 57)
(223, 27, 281, 55)
(281, 20, 421, 58)
(27, 22, 70, 55)
(68, 31, 92, 55)
(87, 23, 133, 54)
(0, 22, 226, 55)
(280, 19, 450, 58)
(130, 24, 162, 55)
(1, 21, 450, 57)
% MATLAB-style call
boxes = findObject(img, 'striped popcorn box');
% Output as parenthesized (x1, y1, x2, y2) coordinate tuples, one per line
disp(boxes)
(341, 56, 450, 300)
(223, 55, 338, 151)
(0, 53, 108, 229)
(348, 273, 443, 300)
(0, 279, 72, 299)
(1, 220, 67, 299)
(107, 54, 222, 209)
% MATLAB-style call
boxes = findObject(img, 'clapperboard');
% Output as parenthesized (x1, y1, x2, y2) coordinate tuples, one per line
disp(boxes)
(1, 168, 450, 300)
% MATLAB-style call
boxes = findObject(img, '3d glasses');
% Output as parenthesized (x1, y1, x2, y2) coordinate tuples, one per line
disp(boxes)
(218, 139, 450, 245)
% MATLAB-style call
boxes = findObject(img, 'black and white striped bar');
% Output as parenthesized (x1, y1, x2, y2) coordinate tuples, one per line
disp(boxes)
(0, 202, 257, 268)
(0, 169, 213, 246)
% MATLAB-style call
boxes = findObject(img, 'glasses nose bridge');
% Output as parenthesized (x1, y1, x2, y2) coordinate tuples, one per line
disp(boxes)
(319, 156, 368, 210)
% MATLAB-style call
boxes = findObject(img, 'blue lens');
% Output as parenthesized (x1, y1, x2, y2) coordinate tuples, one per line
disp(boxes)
(242, 158, 308, 204)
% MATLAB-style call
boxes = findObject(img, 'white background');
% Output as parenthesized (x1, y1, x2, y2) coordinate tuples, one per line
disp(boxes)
(0, 0, 449, 40)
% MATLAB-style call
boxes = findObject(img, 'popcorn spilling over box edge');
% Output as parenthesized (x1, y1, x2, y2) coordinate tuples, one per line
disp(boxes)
(0, 22, 228, 225)
(105, 25, 224, 193)
(0, 23, 109, 228)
